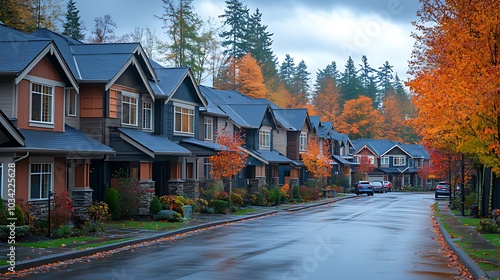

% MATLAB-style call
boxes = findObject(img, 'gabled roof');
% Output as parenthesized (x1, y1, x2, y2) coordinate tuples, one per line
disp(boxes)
(117, 128, 190, 158)
(219, 104, 271, 129)
(16, 125, 113, 156)
(150, 65, 207, 108)
(0, 25, 79, 91)
(243, 148, 292, 165)
(273, 108, 310, 132)
(198, 86, 227, 116)
(380, 144, 413, 158)
(351, 139, 397, 157)
(400, 144, 430, 159)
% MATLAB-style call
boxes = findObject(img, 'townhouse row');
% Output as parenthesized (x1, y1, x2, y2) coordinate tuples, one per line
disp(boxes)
(0, 24, 429, 217)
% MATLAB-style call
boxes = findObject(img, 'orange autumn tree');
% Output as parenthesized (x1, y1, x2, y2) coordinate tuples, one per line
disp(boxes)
(380, 90, 406, 142)
(209, 128, 248, 192)
(313, 77, 341, 123)
(408, 0, 500, 174)
(301, 138, 333, 187)
(267, 83, 293, 108)
(336, 96, 383, 139)
(235, 53, 266, 98)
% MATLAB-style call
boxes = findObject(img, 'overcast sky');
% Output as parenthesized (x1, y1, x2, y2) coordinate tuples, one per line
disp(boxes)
(76, 0, 421, 87)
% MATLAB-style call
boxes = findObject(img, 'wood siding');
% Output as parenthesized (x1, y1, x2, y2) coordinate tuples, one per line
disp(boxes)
(287, 131, 299, 160)
(273, 127, 287, 156)
(171, 79, 202, 104)
(109, 89, 118, 118)
(80, 84, 103, 118)
(28, 56, 63, 81)
(16, 79, 65, 132)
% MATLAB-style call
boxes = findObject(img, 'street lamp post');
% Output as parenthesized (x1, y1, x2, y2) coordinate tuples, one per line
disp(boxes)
(461, 154, 465, 216)
(448, 155, 452, 206)
(47, 191, 55, 238)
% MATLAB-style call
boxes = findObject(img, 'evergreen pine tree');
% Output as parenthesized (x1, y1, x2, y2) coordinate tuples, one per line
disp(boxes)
(338, 56, 361, 102)
(358, 55, 378, 107)
(62, 0, 84, 41)
(219, 0, 250, 58)
(293, 60, 310, 107)
(314, 61, 340, 96)
(376, 60, 394, 104)
(279, 54, 296, 93)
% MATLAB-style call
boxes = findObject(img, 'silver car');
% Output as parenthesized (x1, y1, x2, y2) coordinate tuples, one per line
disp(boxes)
(372, 181, 385, 193)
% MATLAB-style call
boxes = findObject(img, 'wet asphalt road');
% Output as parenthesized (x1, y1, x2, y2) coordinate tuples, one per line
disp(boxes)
(30, 192, 466, 280)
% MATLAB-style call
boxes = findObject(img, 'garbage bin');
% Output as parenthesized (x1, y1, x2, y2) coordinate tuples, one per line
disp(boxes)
(184, 205, 192, 219)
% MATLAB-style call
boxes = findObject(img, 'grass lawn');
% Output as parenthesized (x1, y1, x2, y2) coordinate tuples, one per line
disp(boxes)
(108, 220, 183, 231)
(75, 237, 135, 250)
(0, 260, 8, 266)
(234, 208, 259, 215)
(16, 236, 101, 248)
(482, 234, 500, 247)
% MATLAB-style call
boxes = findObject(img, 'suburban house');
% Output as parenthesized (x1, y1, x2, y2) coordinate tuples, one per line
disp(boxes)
(0, 24, 114, 217)
(199, 86, 294, 190)
(351, 139, 430, 188)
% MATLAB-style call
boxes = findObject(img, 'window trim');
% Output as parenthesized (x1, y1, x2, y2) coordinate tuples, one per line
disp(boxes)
(259, 129, 271, 148)
(121, 91, 139, 126)
(299, 132, 307, 151)
(142, 101, 153, 130)
(29, 162, 53, 201)
(174, 103, 195, 135)
(381, 156, 390, 165)
(29, 81, 54, 125)
(204, 117, 213, 140)
(66, 88, 77, 117)
(393, 156, 406, 166)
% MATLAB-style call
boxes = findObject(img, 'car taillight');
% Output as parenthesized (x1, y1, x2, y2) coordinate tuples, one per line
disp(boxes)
(436, 186, 442, 189)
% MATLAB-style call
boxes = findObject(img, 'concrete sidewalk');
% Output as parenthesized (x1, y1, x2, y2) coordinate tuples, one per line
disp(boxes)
(436, 202, 500, 280)
(0, 196, 352, 276)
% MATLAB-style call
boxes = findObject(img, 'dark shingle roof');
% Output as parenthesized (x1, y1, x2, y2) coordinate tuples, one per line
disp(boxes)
(198, 86, 228, 116)
(18, 125, 113, 155)
(219, 104, 269, 128)
(181, 138, 223, 151)
(117, 128, 190, 157)
(149, 67, 189, 96)
(0, 110, 24, 147)
(74, 53, 132, 81)
(248, 149, 292, 164)
(401, 144, 430, 159)
(273, 109, 308, 131)
(0, 41, 51, 73)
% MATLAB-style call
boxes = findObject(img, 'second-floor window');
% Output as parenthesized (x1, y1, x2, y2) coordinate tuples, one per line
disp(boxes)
(31, 82, 53, 123)
(204, 117, 213, 140)
(66, 89, 77, 116)
(142, 101, 152, 130)
(30, 163, 52, 200)
(381, 156, 389, 165)
(174, 105, 194, 134)
(122, 92, 138, 126)
(299, 132, 307, 151)
(393, 156, 406, 166)
(259, 129, 270, 148)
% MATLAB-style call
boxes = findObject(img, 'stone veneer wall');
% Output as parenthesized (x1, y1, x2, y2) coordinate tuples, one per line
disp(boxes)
(71, 188, 93, 218)
(168, 180, 184, 196)
(183, 179, 199, 199)
(138, 180, 155, 215)
(290, 178, 300, 188)
(27, 200, 51, 219)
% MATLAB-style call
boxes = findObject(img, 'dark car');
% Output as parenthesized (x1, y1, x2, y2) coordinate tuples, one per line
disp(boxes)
(372, 181, 385, 193)
(355, 181, 374, 196)
(435, 181, 450, 198)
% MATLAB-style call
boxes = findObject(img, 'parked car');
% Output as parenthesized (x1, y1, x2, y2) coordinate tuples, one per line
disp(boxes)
(372, 181, 385, 193)
(355, 181, 374, 196)
(383, 181, 392, 192)
(435, 181, 450, 198)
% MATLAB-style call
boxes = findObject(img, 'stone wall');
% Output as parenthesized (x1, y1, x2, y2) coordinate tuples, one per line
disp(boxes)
(138, 180, 155, 216)
(168, 180, 184, 196)
(71, 188, 93, 218)
(183, 179, 199, 199)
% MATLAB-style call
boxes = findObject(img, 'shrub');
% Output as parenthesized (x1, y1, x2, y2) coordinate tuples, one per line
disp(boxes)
(159, 195, 185, 216)
(50, 192, 74, 231)
(292, 186, 302, 202)
(88, 201, 111, 224)
(230, 192, 244, 207)
(267, 188, 282, 206)
(53, 224, 71, 239)
(250, 193, 266, 206)
(14, 205, 25, 226)
(106, 188, 121, 220)
(154, 210, 182, 222)
(210, 200, 229, 214)
(216, 190, 229, 201)
(0, 204, 6, 225)
(149, 196, 162, 216)
(113, 172, 143, 219)
(0, 225, 31, 241)
(280, 184, 290, 201)
(477, 220, 499, 234)
(193, 198, 209, 213)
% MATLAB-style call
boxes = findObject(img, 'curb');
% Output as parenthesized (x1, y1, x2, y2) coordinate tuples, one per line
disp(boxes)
(0, 210, 278, 273)
(435, 215, 490, 279)
(284, 195, 355, 212)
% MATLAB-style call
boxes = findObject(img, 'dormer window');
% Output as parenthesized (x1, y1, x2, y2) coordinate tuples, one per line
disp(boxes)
(259, 129, 270, 148)
(30, 82, 54, 124)
(122, 92, 138, 126)
(299, 132, 307, 151)
(174, 103, 194, 135)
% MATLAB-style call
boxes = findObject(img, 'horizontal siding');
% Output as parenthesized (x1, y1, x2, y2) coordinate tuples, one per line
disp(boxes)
(0, 79, 14, 117)
(273, 128, 287, 156)
(80, 118, 104, 142)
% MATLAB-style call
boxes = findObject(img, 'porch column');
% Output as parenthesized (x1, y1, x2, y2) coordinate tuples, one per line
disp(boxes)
(139, 161, 155, 215)
(73, 160, 93, 218)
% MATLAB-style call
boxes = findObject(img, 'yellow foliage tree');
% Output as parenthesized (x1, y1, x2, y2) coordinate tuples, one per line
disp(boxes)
(209, 128, 248, 181)
(336, 96, 383, 139)
(267, 83, 294, 108)
(408, 0, 500, 174)
(314, 77, 341, 123)
(235, 53, 266, 98)
(301, 138, 332, 187)
(380, 90, 406, 142)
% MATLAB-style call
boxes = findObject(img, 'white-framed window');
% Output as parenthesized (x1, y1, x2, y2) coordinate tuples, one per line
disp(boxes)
(174, 104, 194, 134)
(259, 129, 271, 148)
(29, 163, 53, 200)
(142, 101, 152, 130)
(381, 156, 390, 165)
(66, 89, 77, 116)
(299, 132, 307, 151)
(355, 155, 375, 164)
(122, 92, 138, 126)
(393, 156, 406, 166)
(204, 117, 213, 140)
(30, 82, 54, 123)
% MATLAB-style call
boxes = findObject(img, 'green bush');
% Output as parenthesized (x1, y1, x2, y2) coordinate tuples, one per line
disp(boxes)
(193, 198, 209, 213)
(0, 225, 31, 241)
(292, 186, 302, 201)
(149, 196, 162, 216)
(53, 224, 71, 239)
(250, 193, 266, 206)
(476, 219, 499, 234)
(14, 205, 25, 226)
(105, 188, 121, 220)
(0, 205, 6, 225)
(154, 210, 182, 222)
(267, 188, 282, 206)
(210, 200, 229, 214)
